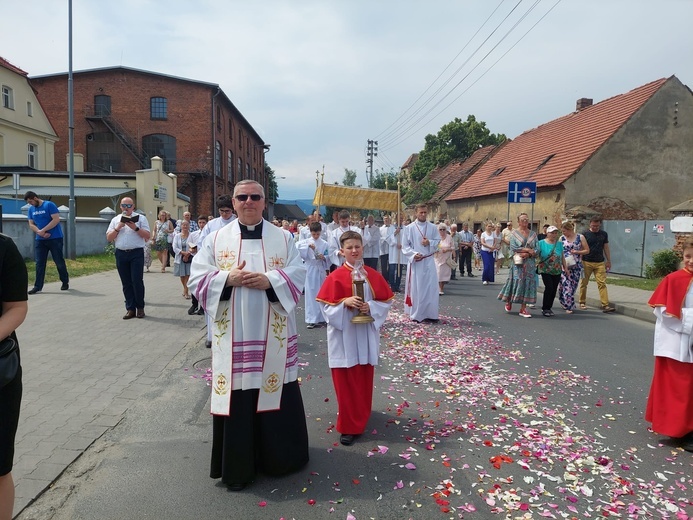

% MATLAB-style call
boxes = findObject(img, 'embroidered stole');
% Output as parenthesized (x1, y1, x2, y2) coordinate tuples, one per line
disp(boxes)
(210, 221, 289, 414)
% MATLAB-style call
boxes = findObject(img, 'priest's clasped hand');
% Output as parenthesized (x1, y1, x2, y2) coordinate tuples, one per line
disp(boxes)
(225, 261, 271, 290)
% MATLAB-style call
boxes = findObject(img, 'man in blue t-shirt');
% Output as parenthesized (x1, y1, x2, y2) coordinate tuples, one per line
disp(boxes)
(24, 191, 70, 294)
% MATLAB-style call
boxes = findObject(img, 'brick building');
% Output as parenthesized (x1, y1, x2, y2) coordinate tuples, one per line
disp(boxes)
(30, 66, 268, 217)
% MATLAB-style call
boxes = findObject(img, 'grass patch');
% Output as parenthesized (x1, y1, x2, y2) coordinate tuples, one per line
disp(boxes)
(26, 253, 116, 286)
(606, 276, 660, 291)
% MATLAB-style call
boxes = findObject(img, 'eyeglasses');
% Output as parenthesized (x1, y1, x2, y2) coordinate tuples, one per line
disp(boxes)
(234, 194, 263, 202)
(218, 208, 233, 213)
(120, 204, 133, 208)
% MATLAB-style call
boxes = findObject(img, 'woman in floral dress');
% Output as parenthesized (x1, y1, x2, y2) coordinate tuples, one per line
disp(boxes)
(434, 223, 454, 295)
(497, 213, 538, 317)
(558, 221, 590, 313)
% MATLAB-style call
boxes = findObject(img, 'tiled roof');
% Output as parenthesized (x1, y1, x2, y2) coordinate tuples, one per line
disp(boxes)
(426, 145, 497, 204)
(401, 153, 419, 170)
(0, 56, 28, 77)
(446, 78, 669, 202)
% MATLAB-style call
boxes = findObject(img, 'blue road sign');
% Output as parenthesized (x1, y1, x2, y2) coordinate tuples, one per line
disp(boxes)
(507, 181, 536, 203)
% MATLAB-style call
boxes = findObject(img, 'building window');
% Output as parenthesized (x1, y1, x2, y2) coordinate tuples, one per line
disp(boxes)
(228, 119, 233, 140)
(27, 143, 37, 168)
(94, 94, 111, 116)
(142, 134, 177, 172)
(227, 150, 234, 182)
(246, 137, 250, 157)
(27, 101, 33, 117)
(2, 85, 14, 109)
(150, 97, 168, 120)
(238, 129, 242, 147)
(253, 168, 257, 180)
(238, 158, 242, 179)
(215, 141, 222, 177)
(246, 163, 250, 179)
(216, 106, 222, 131)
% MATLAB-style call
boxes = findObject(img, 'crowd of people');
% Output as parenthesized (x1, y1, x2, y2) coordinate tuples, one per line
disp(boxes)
(5, 186, 689, 515)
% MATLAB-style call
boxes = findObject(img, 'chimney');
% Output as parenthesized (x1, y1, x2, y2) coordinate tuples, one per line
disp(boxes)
(576, 98, 593, 111)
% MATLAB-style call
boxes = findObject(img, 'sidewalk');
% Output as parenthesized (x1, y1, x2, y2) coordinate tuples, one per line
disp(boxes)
(12, 265, 206, 516)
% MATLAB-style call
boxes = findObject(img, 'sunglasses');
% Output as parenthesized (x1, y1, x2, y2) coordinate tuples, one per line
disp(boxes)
(120, 203, 134, 208)
(234, 194, 263, 202)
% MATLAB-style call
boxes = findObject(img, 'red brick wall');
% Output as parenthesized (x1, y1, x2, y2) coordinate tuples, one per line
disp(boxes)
(31, 68, 267, 217)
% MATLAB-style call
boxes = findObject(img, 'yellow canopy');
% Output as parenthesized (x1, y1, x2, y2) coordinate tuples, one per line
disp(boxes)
(313, 184, 400, 212)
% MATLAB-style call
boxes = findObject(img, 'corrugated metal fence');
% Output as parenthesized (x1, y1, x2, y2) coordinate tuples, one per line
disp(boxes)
(601, 220, 676, 277)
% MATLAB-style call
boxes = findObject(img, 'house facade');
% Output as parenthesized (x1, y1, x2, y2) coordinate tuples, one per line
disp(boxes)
(0, 57, 57, 170)
(444, 76, 693, 230)
(30, 66, 268, 218)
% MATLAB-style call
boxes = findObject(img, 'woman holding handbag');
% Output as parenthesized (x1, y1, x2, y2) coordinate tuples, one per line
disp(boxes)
(536, 226, 567, 317)
(558, 222, 589, 313)
(0, 235, 29, 520)
(172, 220, 193, 299)
(152, 210, 173, 273)
(498, 213, 538, 317)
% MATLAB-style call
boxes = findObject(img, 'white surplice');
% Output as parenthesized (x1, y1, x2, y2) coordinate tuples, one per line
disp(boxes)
(328, 226, 363, 267)
(189, 219, 306, 414)
(653, 283, 693, 362)
(297, 236, 330, 324)
(321, 277, 392, 368)
(401, 220, 440, 321)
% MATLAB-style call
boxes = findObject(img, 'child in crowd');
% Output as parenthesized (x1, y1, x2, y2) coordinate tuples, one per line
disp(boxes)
(645, 238, 693, 451)
(316, 231, 394, 446)
(297, 221, 330, 329)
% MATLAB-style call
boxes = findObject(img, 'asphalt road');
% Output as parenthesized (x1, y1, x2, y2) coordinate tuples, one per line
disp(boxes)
(16, 273, 693, 519)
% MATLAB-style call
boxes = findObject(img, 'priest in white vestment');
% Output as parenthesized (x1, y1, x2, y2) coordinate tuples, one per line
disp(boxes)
(188, 180, 308, 490)
(401, 204, 441, 322)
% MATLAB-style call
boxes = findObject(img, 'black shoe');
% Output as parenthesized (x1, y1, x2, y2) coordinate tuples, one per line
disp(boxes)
(188, 304, 198, 315)
(467, 273, 475, 277)
(136, 308, 145, 319)
(542, 310, 552, 317)
(28, 287, 41, 295)
(123, 310, 136, 320)
(61, 283, 69, 291)
(196, 307, 205, 315)
(306, 323, 316, 329)
(226, 483, 247, 491)
(205, 340, 212, 349)
(340, 434, 357, 446)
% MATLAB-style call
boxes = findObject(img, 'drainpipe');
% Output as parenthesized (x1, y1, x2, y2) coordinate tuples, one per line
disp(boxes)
(211, 87, 221, 215)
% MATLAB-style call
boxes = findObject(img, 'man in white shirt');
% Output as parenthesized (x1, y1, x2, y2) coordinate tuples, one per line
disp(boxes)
(384, 215, 406, 292)
(401, 204, 440, 323)
(362, 214, 381, 270)
(326, 210, 340, 233)
(106, 197, 151, 319)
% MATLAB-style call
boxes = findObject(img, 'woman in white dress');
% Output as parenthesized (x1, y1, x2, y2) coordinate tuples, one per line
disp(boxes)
(434, 224, 454, 295)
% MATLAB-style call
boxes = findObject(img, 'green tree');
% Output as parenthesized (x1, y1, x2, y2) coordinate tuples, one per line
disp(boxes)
(403, 179, 437, 205)
(266, 163, 278, 202)
(371, 169, 400, 191)
(410, 115, 506, 183)
(342, 168, 357, 187)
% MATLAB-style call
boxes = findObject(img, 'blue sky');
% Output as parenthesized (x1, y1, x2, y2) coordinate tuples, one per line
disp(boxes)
(3, 0, 692, 200)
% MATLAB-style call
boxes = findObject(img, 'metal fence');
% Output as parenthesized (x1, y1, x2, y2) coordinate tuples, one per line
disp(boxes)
(601, 220, 676, 277)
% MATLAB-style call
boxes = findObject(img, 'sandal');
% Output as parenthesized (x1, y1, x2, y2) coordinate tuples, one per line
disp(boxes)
(579, 304, 587, 310)
(183, 294, 191, 299)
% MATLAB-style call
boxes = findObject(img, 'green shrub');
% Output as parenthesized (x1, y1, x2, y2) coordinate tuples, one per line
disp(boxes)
(104, 242, 116, 256)
(644, 249, 680, 279)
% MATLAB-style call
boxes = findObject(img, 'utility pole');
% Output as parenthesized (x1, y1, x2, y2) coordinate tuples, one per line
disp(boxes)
(366, 139, 378, 188)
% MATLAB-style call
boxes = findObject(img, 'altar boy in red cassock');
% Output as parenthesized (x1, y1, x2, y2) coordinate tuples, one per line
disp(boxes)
(317, 230, 394, 446)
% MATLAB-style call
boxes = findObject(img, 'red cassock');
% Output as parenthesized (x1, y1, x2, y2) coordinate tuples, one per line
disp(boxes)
(317, 264, 393, 434)
(645, 268, 693, 438)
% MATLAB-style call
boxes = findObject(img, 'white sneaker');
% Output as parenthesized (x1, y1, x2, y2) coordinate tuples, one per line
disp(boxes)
(482, 281, 488, 285)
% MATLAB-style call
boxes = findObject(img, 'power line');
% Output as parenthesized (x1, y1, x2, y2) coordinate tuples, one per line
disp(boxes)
(374, 0, 509, 142)
(380, 0, 556, 153)
(378, 0, 526, 147)
(379, 0, 540, 150)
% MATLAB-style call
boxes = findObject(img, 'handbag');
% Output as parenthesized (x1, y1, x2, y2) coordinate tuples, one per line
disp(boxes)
(445, 257, 457, 269)
(513, 253, 524, 265)
(0, 336, 19, 389)
(182, 253, 192, 264)
(565, 254, 577, 268)
(537, 242, 562, 275)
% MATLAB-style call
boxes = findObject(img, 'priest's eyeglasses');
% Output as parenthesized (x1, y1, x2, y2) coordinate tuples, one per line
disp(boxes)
(120, 203, 134, 208)
(235, 194, 263, 202)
